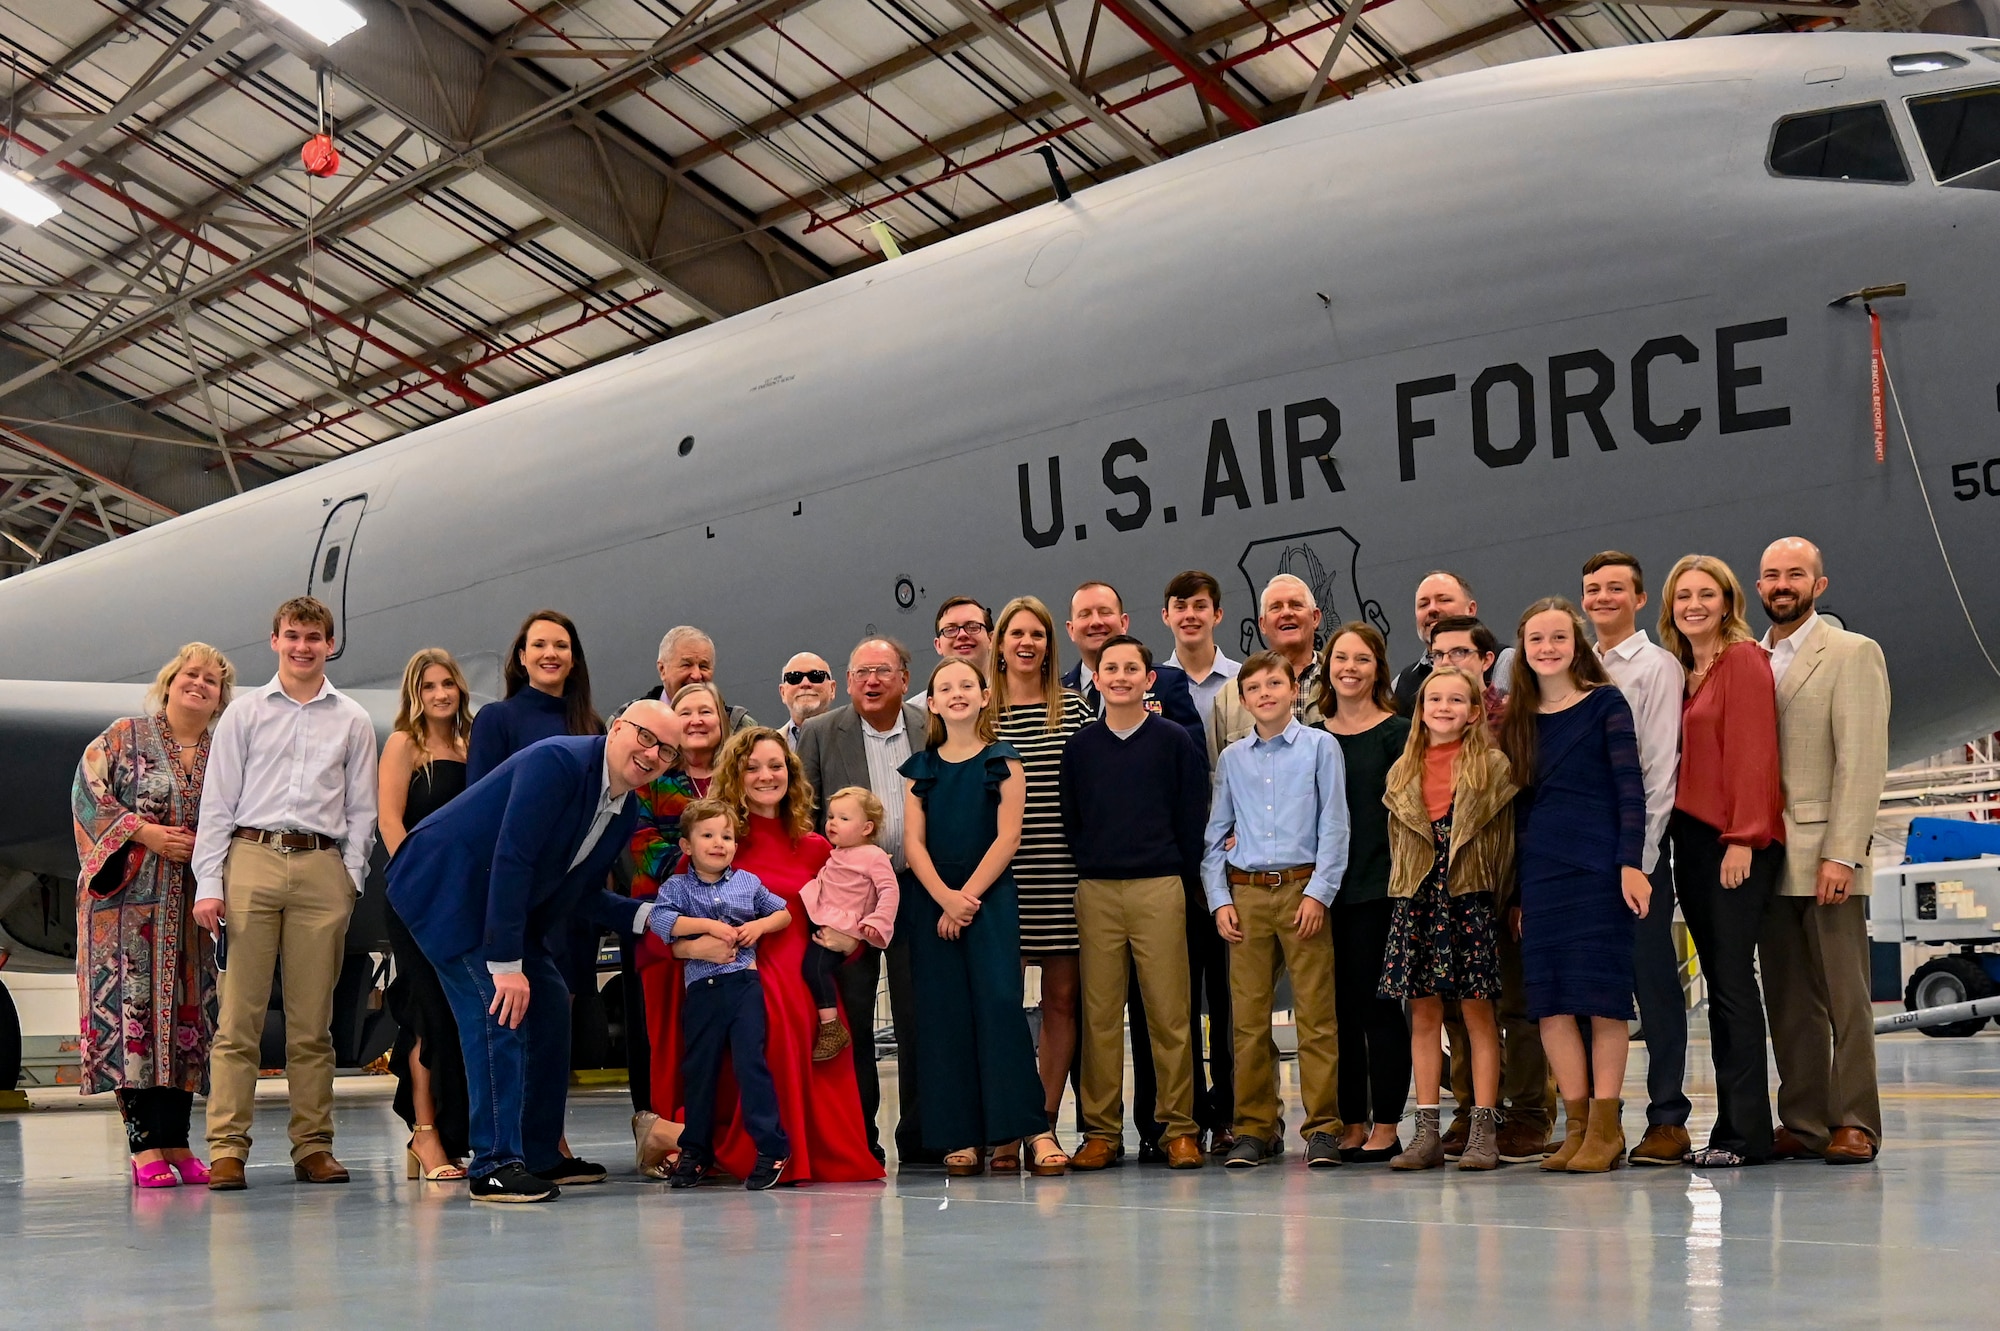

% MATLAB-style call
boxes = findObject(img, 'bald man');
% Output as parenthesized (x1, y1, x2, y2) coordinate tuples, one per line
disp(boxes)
(387, 700, 682, 1202)
(778, 651, 837, 748)
(1390, 572, 1516, 713)
(1755, 537, 1890, 1165)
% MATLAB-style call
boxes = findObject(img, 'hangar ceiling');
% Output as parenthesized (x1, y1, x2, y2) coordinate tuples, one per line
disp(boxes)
(0, 0, 1929, 573)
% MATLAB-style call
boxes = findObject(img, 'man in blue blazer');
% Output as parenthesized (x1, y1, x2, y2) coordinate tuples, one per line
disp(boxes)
(387, 701, 676, 1204)
(1063, 580, 1208, 751)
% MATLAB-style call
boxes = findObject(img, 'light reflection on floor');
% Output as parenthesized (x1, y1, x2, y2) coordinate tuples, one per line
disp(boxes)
(2, 1031, 1996, 1328)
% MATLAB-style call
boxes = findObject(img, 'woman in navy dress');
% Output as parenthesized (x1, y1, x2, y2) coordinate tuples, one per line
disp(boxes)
(1498, 598, 1649, 1173)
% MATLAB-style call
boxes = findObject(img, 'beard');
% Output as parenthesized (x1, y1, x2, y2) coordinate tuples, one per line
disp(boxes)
(1761, 589, 1813, 625)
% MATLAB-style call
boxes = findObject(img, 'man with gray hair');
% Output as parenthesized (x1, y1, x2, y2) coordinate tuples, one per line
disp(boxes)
(1207, 574, 1326, 764)
(644, 625, 756, 731)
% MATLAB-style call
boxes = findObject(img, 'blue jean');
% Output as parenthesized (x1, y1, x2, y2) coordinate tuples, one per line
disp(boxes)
(680, 970, 789, 1162)
(434, 948, 572, 1177)
(1633, 845, 1691, 1127)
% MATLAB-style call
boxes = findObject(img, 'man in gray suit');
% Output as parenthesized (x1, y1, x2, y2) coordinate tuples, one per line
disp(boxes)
(795, 636, 935, 1165)
(1756, 537, 1891, 1165)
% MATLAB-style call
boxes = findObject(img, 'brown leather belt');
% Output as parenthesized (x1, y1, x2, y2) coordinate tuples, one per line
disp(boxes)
(233, 827, 338, 854)
(1226, 865, 1313, 888)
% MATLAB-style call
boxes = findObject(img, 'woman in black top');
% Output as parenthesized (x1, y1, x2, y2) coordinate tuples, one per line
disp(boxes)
(378, 648, 475, 1181)
(1316, 623, 1413, 1162)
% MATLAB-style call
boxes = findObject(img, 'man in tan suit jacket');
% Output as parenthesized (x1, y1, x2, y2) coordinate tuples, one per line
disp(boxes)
(1755, 538, 1891, 1165)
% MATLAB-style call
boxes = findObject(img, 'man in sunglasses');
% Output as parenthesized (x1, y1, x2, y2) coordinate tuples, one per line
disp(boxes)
(778, 652, 837, 749)
(387, 700, 690, 1203)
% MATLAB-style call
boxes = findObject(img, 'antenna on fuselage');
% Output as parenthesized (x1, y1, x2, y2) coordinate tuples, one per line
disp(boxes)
(1033, 146, 1073, 203)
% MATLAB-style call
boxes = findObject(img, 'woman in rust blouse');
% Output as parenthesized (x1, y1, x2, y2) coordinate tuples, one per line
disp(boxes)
(1660, 554, 1785, 1168)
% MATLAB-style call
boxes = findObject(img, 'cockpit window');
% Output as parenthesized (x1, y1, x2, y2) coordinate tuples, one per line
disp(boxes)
(1768, 103, 1910, 183)
(1908, 85, 2000, 185)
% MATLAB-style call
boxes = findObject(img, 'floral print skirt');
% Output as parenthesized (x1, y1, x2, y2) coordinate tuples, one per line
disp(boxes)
(1379, 815, 1501, 1001)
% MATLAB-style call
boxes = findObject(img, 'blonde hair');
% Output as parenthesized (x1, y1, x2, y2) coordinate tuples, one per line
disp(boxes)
(392, 648, 473, 770)
(924, 657, 1000, 749)
(146, 643, 235, 716)
(714, 727, 816, 844)
(1657, 554, 1756, 669)
(1388, 664, 1499, 789)
(826, 786, 885, 845)
(988, 595, 1066, 731)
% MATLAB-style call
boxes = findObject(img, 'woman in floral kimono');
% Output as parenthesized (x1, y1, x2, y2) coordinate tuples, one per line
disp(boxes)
(72, 643, 234, 1188)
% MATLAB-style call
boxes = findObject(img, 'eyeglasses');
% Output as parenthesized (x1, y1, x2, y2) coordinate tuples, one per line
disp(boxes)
(782, 669, 832, 685)
(850, 665, 903, 680)
(620, 720, 667, 753)
(1433, 646, 1484, 664)
(937, 623, 988, 641)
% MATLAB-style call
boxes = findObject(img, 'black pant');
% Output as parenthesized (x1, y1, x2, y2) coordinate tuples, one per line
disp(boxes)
(1633, 843, 1692, 1128)
(680, 971, 788, 1162)
(1128, 879, 1232, 1142)
(802, 939, 845, 1012)
(116, 1087, 193, 1153)
(619, 934, 652, 1114)
(832, 880, 923, 1162)
(1332, 897, 1411, 1128)
(1671, 811, 1781, 1160)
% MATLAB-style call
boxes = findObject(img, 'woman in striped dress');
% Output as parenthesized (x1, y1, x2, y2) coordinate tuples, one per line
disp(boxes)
(990, 595, 1093, 1131)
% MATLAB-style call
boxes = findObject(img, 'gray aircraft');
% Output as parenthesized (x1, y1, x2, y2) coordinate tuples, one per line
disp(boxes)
(2, 34, 1998, 1072)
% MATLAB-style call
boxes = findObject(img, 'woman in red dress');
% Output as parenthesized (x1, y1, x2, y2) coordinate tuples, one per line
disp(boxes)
(639, 727, 884, 1183)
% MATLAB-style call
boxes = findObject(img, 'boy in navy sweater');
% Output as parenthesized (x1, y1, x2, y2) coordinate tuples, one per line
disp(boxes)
(1059, 635, 1210, 1170)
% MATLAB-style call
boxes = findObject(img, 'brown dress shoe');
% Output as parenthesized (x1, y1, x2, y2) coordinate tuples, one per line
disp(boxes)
(1161, 1135, 1205, 1169)
(1439, 1115, 1471, 1160)
(208, 1157, 247, 1191)
(1823, 1126, 1878, 1165)
(1627, 1123, 1692, 1166)
(1770, 1127, 1821, 1161)
(1496, 1117, 1553, 1163)
(1068, 1138, 1123, 1171)
(293, 1151, 351, 1184)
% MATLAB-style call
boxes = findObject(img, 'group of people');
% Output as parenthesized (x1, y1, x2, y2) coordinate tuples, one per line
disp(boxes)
(69, 533, 1892, 1202)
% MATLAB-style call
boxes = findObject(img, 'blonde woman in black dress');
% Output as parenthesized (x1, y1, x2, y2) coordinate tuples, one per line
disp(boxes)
(990, 596, 1093, 1133)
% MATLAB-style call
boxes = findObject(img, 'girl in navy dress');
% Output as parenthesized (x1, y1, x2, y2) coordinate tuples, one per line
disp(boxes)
(1499, 598, 1650, 1173)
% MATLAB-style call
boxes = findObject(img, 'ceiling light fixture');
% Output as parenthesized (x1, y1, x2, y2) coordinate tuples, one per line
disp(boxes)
(0, 172, 62, 226)
(258, 0, 367, 46)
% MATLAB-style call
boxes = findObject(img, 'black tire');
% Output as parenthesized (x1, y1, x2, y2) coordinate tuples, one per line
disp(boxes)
(0, 982, 20, 1091)
(1904, 955, 1996, 1038)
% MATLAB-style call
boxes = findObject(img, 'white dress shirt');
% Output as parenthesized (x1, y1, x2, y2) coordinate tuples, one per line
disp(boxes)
(1761, 611, 1821, 688)
(861, 711, 914, 870)
(193, 673, 378, 902)
(1595, 630, 1683, 875)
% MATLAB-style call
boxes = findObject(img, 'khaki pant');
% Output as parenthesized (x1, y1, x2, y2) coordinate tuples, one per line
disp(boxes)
(1445, 921, 1552, 1130)
(1227, 878, 1340, 1142)
(1759, 894, 1882, 1149)
(206, 841, 355, 1163)
(1078, 877, 1198, 1142)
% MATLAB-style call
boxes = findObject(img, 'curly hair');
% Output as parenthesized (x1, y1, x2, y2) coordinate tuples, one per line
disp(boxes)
(713, 726, 816, 844)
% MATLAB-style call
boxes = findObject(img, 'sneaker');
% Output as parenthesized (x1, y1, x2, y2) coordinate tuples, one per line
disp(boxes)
(1224, 1135, 1276, 1169)
(1440, 1115, 1471, 1160)
(1304, 1133, 1343, 1168)
(535, 1156, 608, 1186)
(1496, 1117, 1553, 1163)
(668, 1155, 712, 1190)
(1628, 1123, 1692, 1166)
(744, 1155, 791, 1190)
(812, 1019, 851, 1062)
(470, 1162, 559, 1204)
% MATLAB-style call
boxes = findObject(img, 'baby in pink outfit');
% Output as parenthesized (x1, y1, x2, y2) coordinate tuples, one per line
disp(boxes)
(801, 787, 900, 1061)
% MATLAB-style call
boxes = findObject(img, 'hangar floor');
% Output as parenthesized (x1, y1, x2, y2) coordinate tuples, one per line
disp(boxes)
(2, 1029, 1995, 1329)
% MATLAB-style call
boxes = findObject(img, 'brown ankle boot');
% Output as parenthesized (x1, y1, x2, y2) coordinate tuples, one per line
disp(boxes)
(1458, 1106, 1500, 1171)
(1568, 1098, 1627, 1173)
(1542, 1098, 1591, 1172)
(1391, 1108, 1444, 1171)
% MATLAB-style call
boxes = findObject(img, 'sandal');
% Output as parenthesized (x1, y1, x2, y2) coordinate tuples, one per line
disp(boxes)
(635, 1111, 681, 1180)
(405, 1125, 468, 1181)
(1027, 1132, 1069, 1177)
(990, 1141, 1022, 1174)
(944, 1147, 985, 1177)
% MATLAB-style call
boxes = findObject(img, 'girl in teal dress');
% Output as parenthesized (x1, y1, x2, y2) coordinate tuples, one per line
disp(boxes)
(899, 658, 1068, 1176)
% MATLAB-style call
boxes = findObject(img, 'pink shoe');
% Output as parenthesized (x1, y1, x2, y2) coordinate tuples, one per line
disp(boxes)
(170, 1157, 211, 1186)
(132, 1160, 180, 1189)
